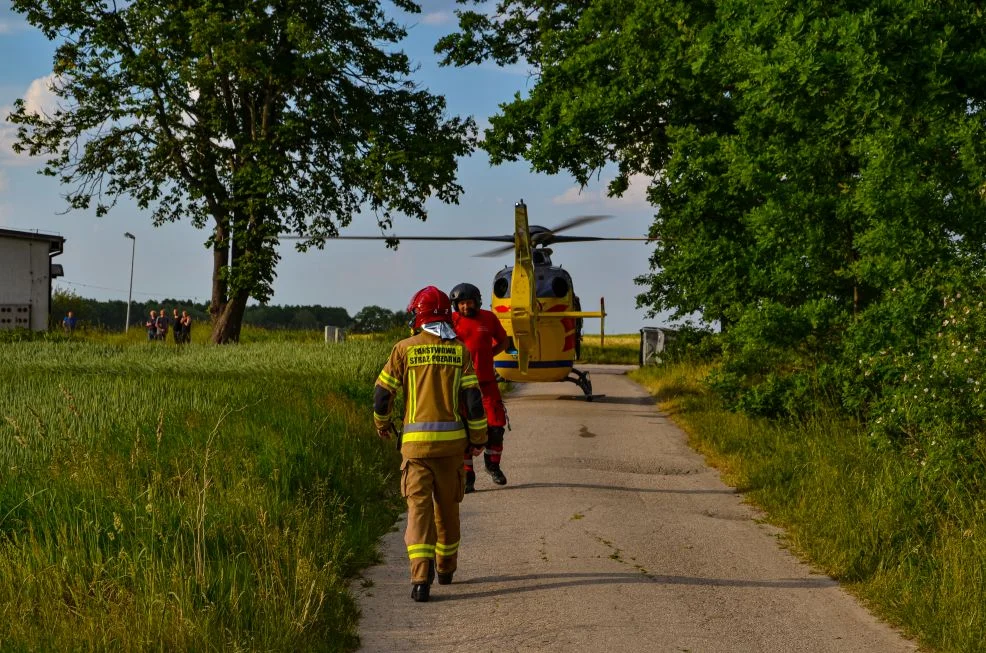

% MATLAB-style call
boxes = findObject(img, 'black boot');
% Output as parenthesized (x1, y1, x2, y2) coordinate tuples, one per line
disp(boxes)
(484, 458, 507, 485)
(437, 571, 454, 585)
(464, 470, 476, 494)
(411, 583, 430, 602)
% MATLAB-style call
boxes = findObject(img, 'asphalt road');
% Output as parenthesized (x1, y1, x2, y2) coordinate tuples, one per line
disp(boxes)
(354, 365, 916, 652)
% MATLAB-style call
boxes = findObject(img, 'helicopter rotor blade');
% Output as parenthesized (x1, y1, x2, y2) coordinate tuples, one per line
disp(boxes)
(474, 243, 517, 258)
(546, 235, 654, 243)
(280, 235, 515, 243)
(548, 214, 612, 235)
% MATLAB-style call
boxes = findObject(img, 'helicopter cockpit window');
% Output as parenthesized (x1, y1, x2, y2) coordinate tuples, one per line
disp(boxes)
(493, 269, 572, 299)
(549, 276, 569, 298)
(537, 270, 571, 298)
(493, 274, 510, 299)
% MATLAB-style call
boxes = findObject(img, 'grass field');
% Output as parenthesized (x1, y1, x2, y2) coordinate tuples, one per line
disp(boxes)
(578, 333, 639, 365)
(0, 338, 401, 651)
(631, 363, 986, 653)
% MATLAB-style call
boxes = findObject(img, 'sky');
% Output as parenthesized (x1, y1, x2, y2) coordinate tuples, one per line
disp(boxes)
(0, 1, 664, 334)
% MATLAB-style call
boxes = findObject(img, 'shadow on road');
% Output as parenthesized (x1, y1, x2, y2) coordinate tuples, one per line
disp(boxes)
(472, 482, 735, 495)
(557, 394, 655, 406)
(433, 572, 837, 601)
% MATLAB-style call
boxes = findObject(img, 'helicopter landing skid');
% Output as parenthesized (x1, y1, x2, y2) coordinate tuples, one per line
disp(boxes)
(565, 368, 595, 400)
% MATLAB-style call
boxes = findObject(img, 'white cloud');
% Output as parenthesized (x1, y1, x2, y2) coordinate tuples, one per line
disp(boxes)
(23, 74, 61, 116)
(421, 10, 454, 25)
(618, 173, 653, 208)
(0, 109, 22, 164)
(0, 74, 62, 165)
(0, 18, 27, 34)
(553, 185, 599, 205)
(552, 173, 654, 209)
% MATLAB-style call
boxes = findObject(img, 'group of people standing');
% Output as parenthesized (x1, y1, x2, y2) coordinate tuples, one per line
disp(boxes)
(373, 282, 510, 602)
(145, 308, 192, 343)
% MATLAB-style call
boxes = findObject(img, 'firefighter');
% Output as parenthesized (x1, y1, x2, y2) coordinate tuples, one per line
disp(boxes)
(373, 286, 488, 602)
(449, 282, 510, 492)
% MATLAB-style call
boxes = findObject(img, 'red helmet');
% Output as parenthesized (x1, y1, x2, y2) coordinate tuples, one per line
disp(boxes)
(407, 286, 453, 329)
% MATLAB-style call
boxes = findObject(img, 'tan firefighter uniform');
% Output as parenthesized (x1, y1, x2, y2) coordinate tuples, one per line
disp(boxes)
(374, 331, 488, 584)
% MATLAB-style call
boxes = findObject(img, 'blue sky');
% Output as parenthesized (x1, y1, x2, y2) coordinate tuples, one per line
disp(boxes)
(0, 1, 662, 334)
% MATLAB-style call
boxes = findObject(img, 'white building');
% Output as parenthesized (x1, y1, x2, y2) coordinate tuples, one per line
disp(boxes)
(0, 228, 65, 331)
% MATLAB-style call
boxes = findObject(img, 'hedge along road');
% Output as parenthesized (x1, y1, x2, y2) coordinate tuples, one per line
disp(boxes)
(354, 365, 915, 652)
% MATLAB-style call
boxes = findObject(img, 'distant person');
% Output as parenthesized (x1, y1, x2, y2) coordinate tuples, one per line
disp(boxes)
(180, 310, 192, 344)
(155, 308, 169, 341)
(450, 282, 510, 491)
(61, 311, 77, 334)
(145, 310, 158, 341)
(373, 286, 488, 602)
(172, 309, 182, 344)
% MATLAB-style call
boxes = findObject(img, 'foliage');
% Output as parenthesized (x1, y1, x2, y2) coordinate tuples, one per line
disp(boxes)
(0, 339, 400, 650)
(9, 0, 475, 343)
(350, 305, 411, 334)
(438, 0, 986, 426)
(857, 285, 986, 492)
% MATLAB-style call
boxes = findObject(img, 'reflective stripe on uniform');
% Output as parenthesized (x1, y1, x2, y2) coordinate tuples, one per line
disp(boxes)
(373, 411, 391, 422)
(408, 369, 418, 423)
(453, 368, 461, 415)
(401, 429, 467, 443)
(407, 543, 436, 559)
(467, 417, 488, 431)
(461, 373, 479, 388)
(403, 421, 463, 433)
(377, 370, 400, 391)
(435, 540, 460, 556)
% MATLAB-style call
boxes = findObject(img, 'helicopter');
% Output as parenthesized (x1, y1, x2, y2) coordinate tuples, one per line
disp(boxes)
(299, 200, 650, 399)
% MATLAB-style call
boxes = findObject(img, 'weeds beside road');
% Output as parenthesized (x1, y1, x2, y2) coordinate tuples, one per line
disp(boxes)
(632, 362, 985, 653)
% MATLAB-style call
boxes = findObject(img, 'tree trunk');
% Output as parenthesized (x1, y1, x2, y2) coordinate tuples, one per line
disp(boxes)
(211, 289, 249, 343)
(210, 219, 229, 327)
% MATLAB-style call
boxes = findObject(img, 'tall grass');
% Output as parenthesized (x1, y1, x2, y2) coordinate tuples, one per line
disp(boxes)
(631, 363, 986, 652)
(578, 333, 639, 365)
(0, 339, 401, 651)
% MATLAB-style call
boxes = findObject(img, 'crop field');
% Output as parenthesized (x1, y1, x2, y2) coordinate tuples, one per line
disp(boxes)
(0, 339, 400, 651)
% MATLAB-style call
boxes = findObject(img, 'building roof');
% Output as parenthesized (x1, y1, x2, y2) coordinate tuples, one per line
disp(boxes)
(0, 227, 65, 256)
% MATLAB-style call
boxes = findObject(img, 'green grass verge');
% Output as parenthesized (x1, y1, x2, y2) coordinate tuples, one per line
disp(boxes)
(0, 339, 402, 651)
(631, 363, 985, 653)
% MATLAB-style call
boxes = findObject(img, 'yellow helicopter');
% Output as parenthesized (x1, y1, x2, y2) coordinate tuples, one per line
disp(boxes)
(486, 200, 614, 399)
(308, 200, 649, 398)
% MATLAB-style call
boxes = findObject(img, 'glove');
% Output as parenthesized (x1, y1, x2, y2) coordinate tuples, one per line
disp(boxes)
(376, 427, 392, 441)
(468, 444, 485, 457)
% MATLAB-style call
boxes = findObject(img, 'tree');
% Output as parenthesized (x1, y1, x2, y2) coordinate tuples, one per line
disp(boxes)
(438, 1, 986, 399)
(351, 305, 408, 333)
(10, 0, 475, 343)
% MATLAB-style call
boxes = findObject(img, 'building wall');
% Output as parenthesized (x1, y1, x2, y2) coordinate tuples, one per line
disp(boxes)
(0, 237, 54, 331)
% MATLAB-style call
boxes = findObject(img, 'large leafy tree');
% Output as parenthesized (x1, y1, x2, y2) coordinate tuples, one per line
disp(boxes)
(438, 1, 986, 363)
(10, 0, 474, 343)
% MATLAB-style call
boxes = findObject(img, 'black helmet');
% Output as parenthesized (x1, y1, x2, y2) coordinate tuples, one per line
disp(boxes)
(449, 282, 482, 311)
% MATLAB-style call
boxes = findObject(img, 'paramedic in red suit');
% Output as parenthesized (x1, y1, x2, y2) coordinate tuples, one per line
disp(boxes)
(450, 282, 510, 492)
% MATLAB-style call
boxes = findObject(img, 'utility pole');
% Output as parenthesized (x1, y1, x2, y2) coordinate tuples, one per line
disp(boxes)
(124, 232, 136, 332)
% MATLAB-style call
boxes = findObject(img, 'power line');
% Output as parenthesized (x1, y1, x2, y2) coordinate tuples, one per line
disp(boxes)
(56, 279, 208, 302)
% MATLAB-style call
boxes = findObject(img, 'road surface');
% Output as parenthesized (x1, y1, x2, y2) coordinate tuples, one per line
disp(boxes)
(354, 365, 916, 652)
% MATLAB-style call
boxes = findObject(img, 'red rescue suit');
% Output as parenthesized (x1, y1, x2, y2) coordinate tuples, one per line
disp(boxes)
(452, 309, 508, 429)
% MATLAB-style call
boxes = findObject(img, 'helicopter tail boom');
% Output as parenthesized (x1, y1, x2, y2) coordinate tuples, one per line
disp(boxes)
(511, 201, 538, 374)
